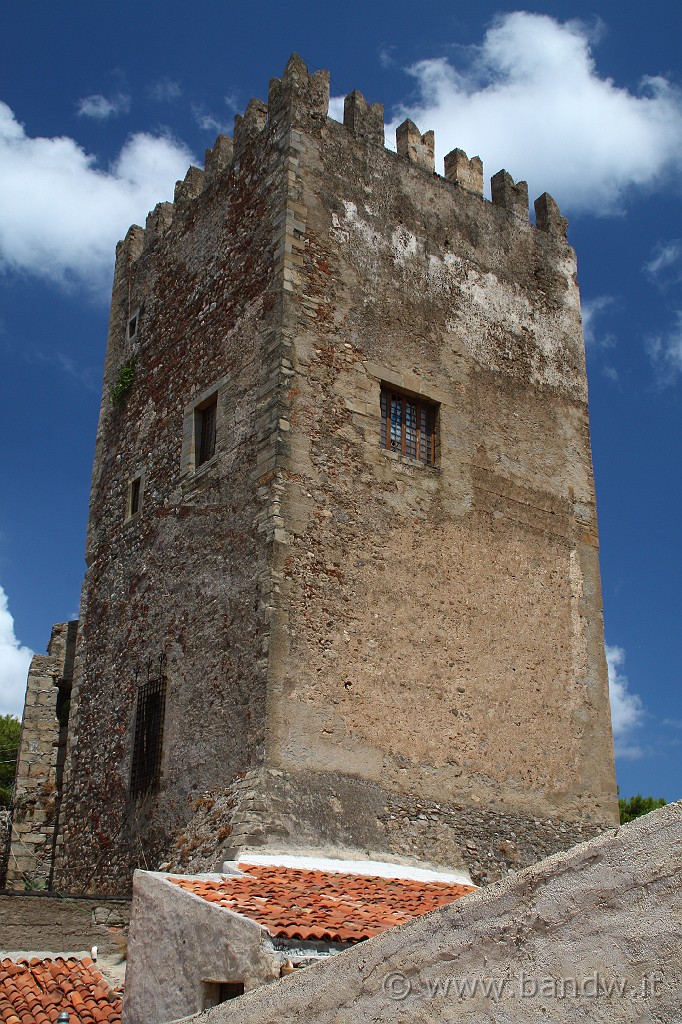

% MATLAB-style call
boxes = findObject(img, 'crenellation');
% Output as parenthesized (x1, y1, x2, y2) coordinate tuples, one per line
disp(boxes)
(268, 53, 330, 135)
(396, 118, 435, 172)
(144, 201, 174, 248)
(114, 224, 145, 276)
(491, 168, 529, 221)
(343, 90, 385, 147)
(534, 191, 569, 238)
(444, 147, 484, 196)
(174, 165, 205, 205)
(233, 97, 268, 159)
(204, 134, 234, 182)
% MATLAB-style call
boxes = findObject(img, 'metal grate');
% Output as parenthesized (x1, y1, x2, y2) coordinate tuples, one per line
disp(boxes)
(197, 399, 217, 466)
(130, 675, 166, 796)
(380, 386, 437, 465)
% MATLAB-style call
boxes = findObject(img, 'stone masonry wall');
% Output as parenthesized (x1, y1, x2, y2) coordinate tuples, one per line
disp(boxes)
(48, 55, 617, 893)
(257, 68, 617, 871)
(53, 61, 331, 894)
(6, 622, 76, 890)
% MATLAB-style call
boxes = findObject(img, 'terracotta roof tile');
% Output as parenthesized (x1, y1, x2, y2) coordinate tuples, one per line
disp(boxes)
(170, 863, 475, 943)
(0, 957, 122, 1024)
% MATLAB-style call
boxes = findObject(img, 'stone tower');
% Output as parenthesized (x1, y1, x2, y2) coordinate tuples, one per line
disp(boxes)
(20, 55, 617, 894)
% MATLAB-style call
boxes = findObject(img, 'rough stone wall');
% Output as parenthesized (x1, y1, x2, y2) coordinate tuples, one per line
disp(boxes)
(252, 71, 617, 873)
(53, 58, 332, 894)
(0, 893, 129, 959)
(6, 622, 76, 890)
(183, 802, 682, 1024)
(0, 809, 10, 887)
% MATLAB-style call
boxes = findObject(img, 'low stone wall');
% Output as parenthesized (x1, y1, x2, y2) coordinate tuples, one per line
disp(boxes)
(0, 892, 130, 959)
(181, 802, 682, 1024)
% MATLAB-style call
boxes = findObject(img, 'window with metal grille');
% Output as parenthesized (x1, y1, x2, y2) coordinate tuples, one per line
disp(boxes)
(196, 398, 217, 467)
(130, 676, 166, 796)
(380, 386, 437, 465)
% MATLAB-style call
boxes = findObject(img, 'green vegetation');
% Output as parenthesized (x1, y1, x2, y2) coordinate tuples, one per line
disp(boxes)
(0, 714, 21, 807)
(110, 355, 137, 405)
(619, 793, 667, 824)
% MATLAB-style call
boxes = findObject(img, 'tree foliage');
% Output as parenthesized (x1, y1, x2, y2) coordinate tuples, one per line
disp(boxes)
(0, 714, 21, 807)
(618, 793, 666, 824)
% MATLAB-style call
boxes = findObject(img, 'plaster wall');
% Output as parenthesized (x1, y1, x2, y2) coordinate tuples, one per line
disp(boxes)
(122, 871, 278, 1024)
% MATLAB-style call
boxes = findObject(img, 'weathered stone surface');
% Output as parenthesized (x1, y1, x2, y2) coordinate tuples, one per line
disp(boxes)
(180, 802, 682, 1024)
(28, 54, 616, 895)
(6, 622, 76, 890)
(0, 893, 129, 957)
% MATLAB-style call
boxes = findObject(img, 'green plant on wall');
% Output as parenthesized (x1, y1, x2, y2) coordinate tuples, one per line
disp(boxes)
(110, 356, 137, 405)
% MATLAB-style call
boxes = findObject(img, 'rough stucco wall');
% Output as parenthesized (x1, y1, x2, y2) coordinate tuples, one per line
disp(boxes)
(256, 96, 617, 879)
(122, 871, 278, 1024)
(181, 802, 682, 1024)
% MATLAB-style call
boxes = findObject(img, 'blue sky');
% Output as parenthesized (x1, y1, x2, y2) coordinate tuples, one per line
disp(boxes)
(0, 1, 680, 802)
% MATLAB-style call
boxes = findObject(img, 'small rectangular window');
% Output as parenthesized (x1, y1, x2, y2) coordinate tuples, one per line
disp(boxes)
(126, 473, 144, 520)
(196, 398, 217, 467)
(203, 982, 245, 1008)
(130, 676, 166, 796)
(380, 386, 437, 465)
(130, 477, 141, 516)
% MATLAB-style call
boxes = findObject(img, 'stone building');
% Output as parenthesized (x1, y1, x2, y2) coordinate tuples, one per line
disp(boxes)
(8, 55, 618, 895)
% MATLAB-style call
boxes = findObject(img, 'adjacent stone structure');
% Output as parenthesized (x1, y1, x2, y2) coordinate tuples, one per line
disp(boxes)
(6, 622, 76, 889)
(14, 54, 618, 894)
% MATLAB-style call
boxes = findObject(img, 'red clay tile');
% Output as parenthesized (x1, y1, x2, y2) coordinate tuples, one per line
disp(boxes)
(0, 958, 122, 1024)
(170, 864, 475, 943)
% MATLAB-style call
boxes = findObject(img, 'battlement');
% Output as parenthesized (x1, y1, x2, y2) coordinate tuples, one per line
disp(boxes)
(117, 53, 568, 271)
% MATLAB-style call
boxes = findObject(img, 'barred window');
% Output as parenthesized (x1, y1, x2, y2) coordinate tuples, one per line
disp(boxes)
(130, 676, 166, 796)
(380, 386, 437, 465)
(196, 397, 217, 467)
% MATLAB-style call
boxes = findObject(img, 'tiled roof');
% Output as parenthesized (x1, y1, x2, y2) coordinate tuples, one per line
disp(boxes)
(170, 863, 475, 943)
(0, 956, 122, 1024)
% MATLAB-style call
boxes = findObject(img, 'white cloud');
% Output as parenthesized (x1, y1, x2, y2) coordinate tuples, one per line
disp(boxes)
(644, 240, 682, 286)
(77, 93, 131, 120)
(389, 12, 682, 214)
(648, 310, 682, 381)
(606, 644, 644, 758)
(0, 101, 195, 292)
(224, 93, 241, 114)
(148, 77, 183, 103)
(191, 106, 226, 134)
(581, 295, 617, 349)
(0, 585, 32, 719)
